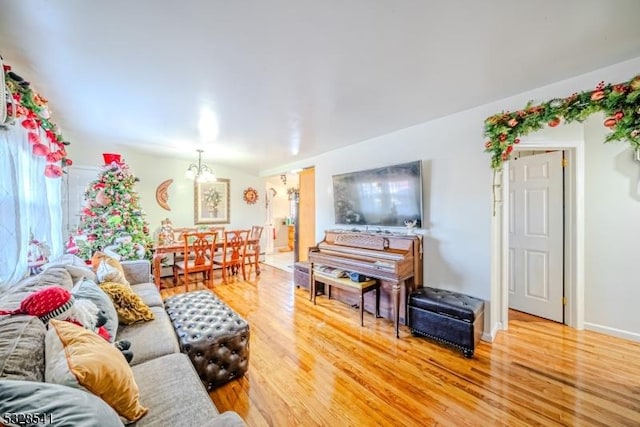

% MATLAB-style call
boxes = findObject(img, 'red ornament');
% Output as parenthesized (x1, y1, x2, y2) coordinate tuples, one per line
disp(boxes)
(613, 84, 627, 94)
(614, 111, 624, 120)
(27, 132, 40, 145)
(548, 118, 561, 127)
(32, 143, 50, 157)
(590, 90, 605, 101)
(603, 118, 617, 128)
(44, 164, 63, 178)
(21, 119, 37, 130)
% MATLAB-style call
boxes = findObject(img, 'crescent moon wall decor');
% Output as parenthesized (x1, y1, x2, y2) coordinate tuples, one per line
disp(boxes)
(155, 179, 173, 211)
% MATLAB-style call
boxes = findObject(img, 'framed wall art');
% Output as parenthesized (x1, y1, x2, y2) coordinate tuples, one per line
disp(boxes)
(194, 178, 230, 224)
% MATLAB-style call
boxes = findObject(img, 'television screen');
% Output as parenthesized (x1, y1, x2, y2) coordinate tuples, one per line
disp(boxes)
(332, 161, 423, 228)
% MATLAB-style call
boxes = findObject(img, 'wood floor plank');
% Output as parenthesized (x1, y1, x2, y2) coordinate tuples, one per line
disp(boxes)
(160, 265, 640, 427)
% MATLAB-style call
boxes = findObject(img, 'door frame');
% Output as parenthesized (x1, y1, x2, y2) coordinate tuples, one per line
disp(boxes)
(492, 139, 585, 334)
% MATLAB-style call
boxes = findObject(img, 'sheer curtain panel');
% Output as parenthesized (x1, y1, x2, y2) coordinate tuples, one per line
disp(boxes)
(0, 125, 63, 285)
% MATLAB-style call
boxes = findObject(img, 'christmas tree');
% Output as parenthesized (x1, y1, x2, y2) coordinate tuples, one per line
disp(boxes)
(76, 154, 152, 260)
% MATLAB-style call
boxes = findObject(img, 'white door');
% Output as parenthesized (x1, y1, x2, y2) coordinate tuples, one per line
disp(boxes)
(509, 150, 564, 322)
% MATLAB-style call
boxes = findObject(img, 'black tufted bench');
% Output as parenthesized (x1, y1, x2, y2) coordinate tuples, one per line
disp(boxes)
(163, 290, 250, 390)
(407, 287, 484, 358)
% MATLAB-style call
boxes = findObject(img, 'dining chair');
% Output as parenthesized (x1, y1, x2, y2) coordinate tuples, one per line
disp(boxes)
(204, 226, 226, 242)
(173, 231, 217, 291)
(213, 229, 249, 285)
(243, 225, 264, 276)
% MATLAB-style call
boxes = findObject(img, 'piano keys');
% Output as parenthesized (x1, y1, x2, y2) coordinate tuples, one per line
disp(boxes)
(309, 230, 423, 337)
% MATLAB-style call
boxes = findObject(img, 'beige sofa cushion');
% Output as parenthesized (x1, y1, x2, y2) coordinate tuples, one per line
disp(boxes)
(0, 315, 46, 382)
(132, 353, 219, 426)
(130, 283, 164, 308)
(116, 306, 179, 366)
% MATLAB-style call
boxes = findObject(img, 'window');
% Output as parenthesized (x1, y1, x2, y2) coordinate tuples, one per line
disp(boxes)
(0, 125, 63, 285)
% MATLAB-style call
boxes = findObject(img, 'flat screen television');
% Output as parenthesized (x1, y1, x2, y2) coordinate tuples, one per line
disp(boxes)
(332, 161, 423, 228)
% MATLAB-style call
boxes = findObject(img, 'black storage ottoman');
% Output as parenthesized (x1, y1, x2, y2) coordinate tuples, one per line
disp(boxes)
(408, 287, 484, 358)
(294, 261, 310, 289)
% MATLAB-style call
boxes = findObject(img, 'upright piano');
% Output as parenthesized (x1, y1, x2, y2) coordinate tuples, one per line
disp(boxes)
(308, 230, 423, 337)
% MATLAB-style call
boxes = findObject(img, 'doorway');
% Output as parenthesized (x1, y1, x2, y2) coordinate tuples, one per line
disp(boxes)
(263, 172, 299, 272)
(492, 139, 585, 335)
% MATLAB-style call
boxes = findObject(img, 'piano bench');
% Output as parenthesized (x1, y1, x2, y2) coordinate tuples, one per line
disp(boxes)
(407, 287, 484, 358)
(313, 273, 380, 327)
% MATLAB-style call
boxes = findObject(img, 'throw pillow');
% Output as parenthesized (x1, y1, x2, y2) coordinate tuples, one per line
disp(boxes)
(99, 281, 155, 324)
(42, 253, 98, 283)
(35, 266, 74, 290)
(0, 315, 46, 382)
(0, 379, 122, 427)
(95, 256, 129, 286)
(72, 278, 119, 342)
(44, 319, 148, 422)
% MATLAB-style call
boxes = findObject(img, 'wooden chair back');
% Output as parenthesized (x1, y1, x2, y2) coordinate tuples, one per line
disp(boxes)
(173, 231, 217, 290)
(243, 226, 264, 275)
(184, 231, 216, 266)
(222, 230, 249, 263)
(248, 225, 264, 248)
(214, 229, 250, 284)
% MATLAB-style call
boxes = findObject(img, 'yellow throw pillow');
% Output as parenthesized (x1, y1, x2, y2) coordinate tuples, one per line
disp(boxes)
(99, 282, 155, 324)
(44, 319, 148, 422)
(95, 255, 129, 286)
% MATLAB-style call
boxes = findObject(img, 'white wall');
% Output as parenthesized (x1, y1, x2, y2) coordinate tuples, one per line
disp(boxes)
(65, 138, 266, 237)
(63, 56, 640, 341)
(263, 56, 640, 340)
(583, 116, 640, 340)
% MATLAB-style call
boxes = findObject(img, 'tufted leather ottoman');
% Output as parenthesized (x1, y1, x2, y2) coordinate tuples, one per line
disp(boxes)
(408, 287, 484, 358)
(163, 291, 250, 390)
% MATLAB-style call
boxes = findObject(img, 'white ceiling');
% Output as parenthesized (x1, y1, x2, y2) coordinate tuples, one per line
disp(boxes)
(1, 0, 640, 173)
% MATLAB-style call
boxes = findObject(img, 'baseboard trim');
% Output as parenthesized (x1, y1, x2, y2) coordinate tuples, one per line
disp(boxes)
(584, 322, 640, 343)
(481, 322, 501, 343)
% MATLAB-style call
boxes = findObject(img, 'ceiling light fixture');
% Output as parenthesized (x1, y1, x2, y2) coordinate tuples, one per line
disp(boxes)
(185, 149, 216, 183)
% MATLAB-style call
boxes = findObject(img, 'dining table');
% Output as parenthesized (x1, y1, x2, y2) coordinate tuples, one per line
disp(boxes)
(152, 238, 260, 289)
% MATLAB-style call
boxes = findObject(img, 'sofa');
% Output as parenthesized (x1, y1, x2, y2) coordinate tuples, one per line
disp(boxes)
(0, 256, 246, 426)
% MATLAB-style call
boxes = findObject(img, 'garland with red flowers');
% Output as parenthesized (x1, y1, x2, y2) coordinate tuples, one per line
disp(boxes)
(2, 61, 72, 177)
(484, 75, 640, 170)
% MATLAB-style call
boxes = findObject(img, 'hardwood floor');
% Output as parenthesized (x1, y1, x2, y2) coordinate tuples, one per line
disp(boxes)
(160, 266, 640, 427)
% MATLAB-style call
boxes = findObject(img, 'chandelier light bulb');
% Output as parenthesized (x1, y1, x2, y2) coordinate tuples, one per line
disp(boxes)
(186, 149, 216, 182)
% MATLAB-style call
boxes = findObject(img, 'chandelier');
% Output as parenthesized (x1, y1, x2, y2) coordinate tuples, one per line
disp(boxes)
(185, 149, 216, 183)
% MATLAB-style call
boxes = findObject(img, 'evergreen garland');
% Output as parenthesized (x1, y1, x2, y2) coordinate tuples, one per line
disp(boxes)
(484, 75, 640, 169)
(2, 61, 72, 175)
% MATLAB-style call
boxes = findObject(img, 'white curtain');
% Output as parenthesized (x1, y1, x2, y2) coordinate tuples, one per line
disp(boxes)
(0, 125, 63, 285)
